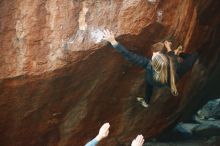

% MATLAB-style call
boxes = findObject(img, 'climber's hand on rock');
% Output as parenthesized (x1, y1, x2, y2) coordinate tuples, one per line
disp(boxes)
(131, 135, 145, 146)
(103, 29, 118, 45)
(164, 40, 172, 52)
(95, 123, 110, 142)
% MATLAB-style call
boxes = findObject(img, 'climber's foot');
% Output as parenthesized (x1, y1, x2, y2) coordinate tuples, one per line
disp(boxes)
(137, 97, 149, 108)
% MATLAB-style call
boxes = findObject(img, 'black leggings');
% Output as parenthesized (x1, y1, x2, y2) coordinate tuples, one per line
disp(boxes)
(177, 52, 198, 78)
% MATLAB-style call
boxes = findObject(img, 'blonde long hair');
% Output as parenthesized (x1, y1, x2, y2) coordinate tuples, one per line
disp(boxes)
(151, 53, 178, 96)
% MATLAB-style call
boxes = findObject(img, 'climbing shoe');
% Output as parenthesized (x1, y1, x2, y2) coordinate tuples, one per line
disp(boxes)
(137, 97, 149, 108)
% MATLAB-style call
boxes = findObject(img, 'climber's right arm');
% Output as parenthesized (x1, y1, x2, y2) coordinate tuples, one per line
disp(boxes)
(103, 29, 149, 68)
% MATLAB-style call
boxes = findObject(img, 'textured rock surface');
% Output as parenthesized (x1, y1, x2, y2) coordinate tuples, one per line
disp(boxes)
(0, 0, 220, 146)
(197, 98, 220, 119)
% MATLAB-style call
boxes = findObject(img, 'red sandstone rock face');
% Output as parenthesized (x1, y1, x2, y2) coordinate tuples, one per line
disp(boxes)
(0, 0, 220, 146)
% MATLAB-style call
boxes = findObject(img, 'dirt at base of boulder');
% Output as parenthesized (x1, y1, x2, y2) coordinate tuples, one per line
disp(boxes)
(144, 136, 220, 146)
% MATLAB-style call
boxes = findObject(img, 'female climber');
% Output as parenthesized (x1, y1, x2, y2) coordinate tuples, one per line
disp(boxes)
(102, 29, 198, 108)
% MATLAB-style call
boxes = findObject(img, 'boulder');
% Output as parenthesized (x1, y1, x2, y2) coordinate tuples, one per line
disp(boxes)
(197, 98, 220, 120)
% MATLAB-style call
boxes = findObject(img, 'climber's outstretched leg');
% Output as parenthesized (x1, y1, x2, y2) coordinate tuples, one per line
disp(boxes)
(177, 52, 198, 78)
(174, 45, 199, 77)
(137, 82, 153, 108)
(136, 78, 153, 108)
